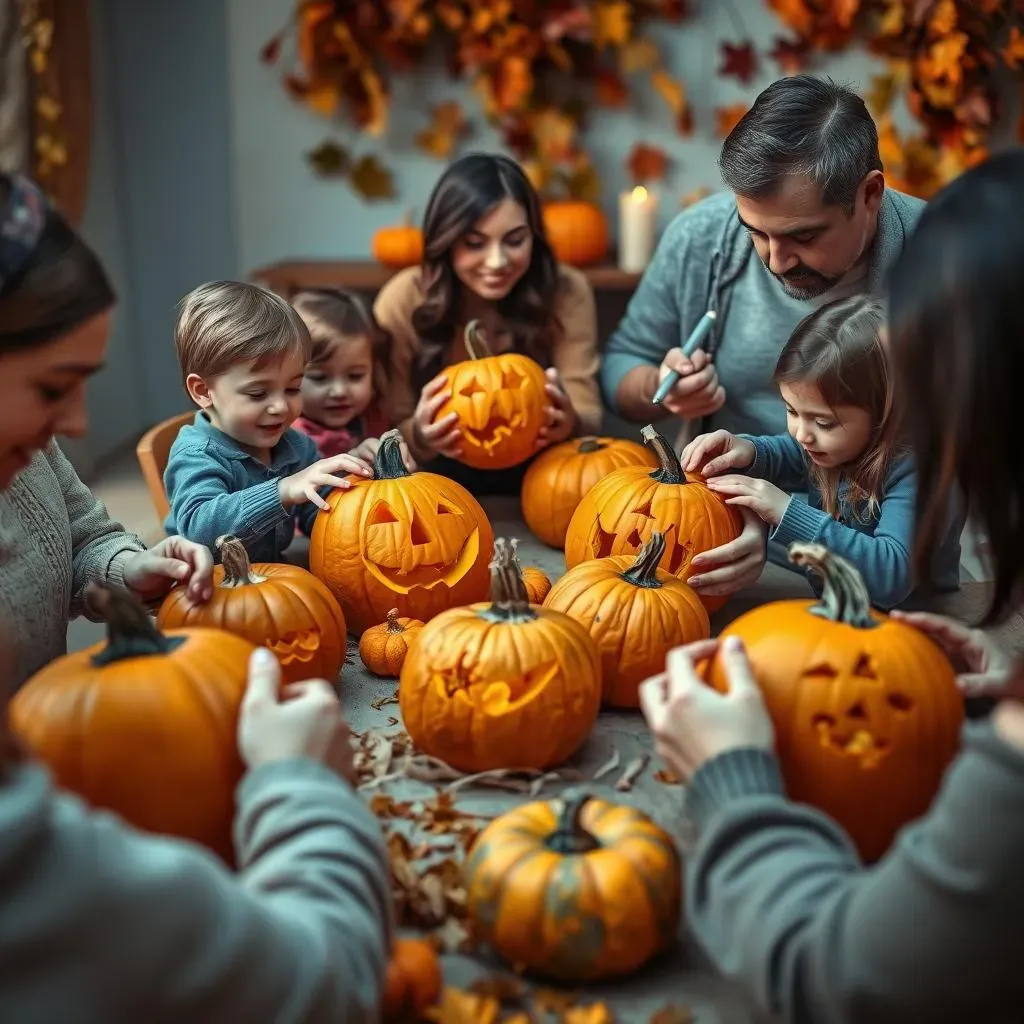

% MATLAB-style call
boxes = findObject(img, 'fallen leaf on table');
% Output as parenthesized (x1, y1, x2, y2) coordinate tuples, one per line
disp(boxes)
(305, 139, 350, 177)
(416, 100, 470, 158)
(718, 40, 757, 85)
(650, 1004, 696, 1024)
(468, 975, 527, 1004)
(714, 103, 748, 138)
(349, 153, 395, 201)
(427, 986, 502, 1024)
(564, 1003, 616, 1024)
(769, 35, 810, 75)
(593, 749, 620, 780)
(369, 792, 414, 818)
(626, 142, 670, 184)
(615, 754, 650, 791)
(654, 768, 681, 785)
(371, 692, 399, 711)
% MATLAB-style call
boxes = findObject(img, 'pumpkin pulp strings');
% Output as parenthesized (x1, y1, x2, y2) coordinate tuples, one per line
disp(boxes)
(87, 583, 185, 666)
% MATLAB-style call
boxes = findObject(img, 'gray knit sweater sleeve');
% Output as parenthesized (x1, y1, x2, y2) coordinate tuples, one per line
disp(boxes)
(685, 723, 1024, 1022)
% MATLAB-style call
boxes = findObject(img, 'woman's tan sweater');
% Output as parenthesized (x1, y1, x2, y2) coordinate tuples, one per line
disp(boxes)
(373, 265, 602, 454)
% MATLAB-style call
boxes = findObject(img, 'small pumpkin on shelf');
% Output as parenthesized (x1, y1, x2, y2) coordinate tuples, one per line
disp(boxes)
(521, 565, 552, 604)
(157, 535, 346, 684)
(429, 320, 547, 470)
(399, 538, 601, 773)
(464, 789, 682, 981)
(544, 531, 709, 707)
(359, 608, 424, 677)
(705, 542, 964, 863)
(372, 209, 424, 270)
(522, 434, 659, 549)
(564, 424, 742, 612)
(381, 937, 443, 1022)
(9, 583, 253, 865)
(541, 201, 610, 267)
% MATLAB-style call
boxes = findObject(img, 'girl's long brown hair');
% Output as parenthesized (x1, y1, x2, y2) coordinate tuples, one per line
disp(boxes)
(774, 295, 895, 521)
(410, 153, 562, 387)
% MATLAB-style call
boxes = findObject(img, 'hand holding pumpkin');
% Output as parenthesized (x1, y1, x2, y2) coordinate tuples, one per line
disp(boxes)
(411, 375, 462, 460)
(121, 535, 215, 604)
(705, 474, 791, 526)
(639, 636, 774, 784)
(238, 648, 355, 782)
(535, 368, 577, 449)
(681, 429, 756, 478)
(279, 452, 374, 511)
(688, 508, 768, 596)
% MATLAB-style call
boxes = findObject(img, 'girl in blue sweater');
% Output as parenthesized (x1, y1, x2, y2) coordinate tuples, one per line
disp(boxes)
(682, 294, 960, 609)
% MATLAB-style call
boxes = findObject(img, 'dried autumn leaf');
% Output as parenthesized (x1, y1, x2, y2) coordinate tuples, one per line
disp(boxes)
(416, 100, 470, 159)
(354, 67, 388, 137)
(595, 69, 629, 107)
(349, 153, 395, 201)
(619, 36, 661, 73)
(718, 40, 758, 85)
(715, 102, 748, 138)
(769, 35, 811, 74)
(594, 1, 633, 49)
(927, 0, 957, 37)
(865, 73, 896, 117)
(426, 987, 502, 1024)
(564, 1003, 616, 1024)
(626, 142, 670, 184)
(306, 139, 350, 177)
(654, 767, 682, 783)
(649, 1005, 696, 1024)
(562, 162, 602, 203)
(494, 56, 534, 114)
(1002, 26, 1024, 69)
(768, 0, 815, 36)
(877, 0, 905, 37)
(532, 108, 577, 163)
(832, 0, 861, 29)
(651, 71, 693, 134)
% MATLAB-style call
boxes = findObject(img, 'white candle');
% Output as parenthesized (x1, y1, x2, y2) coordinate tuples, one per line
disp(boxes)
(618, 185, 658, 273)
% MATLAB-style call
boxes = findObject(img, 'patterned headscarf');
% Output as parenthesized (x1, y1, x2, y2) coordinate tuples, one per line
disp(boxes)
(0, 173, 48, 297)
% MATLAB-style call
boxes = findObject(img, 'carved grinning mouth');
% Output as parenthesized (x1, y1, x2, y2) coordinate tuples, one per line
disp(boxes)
(811, 715, 892, 769)
(267, 629, 321, 665)
(461, 412, 525, 453)
(365, 527, 482, 593)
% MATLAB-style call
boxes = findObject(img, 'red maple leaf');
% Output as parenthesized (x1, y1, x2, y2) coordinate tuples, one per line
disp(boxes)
(768, 35, 810, 74)
(718, 40, 758, 85)
(626, 142, 671, 184)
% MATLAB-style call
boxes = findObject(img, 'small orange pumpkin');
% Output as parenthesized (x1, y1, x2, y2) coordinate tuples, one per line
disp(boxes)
(542, 201, 610, 267)
(464, 790, 682, 981)
(9, 584, 253, 865)
(372, 209, 424, 270)
(157, 535, 347, 685)
(544, 532, 709, 707)
(430, 320, 547, 471)
(521, 566, 552, 604)
(381, 937, 443, 1022)
(521, 435, 659, 548)
(705, 542, 964, 862)
(564, 424, 743, 612)
(359, 608, 424, 677)
(399, 538, 601, 773)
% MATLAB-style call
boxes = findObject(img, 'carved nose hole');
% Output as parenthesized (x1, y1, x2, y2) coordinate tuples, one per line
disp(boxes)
(846, 701, 867, 720)
(886, 692, 914, 713)
(626, 528, 644, 548)
(459, 378, 486, 398)
(409, 512, 430, 546)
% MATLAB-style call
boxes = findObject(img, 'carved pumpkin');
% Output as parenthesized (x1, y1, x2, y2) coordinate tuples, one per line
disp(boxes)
(544, 532, 709, 707)
(310, 430, 494, 634)
(706, 542, 964, 862)
(9, 584, 253, 865)
(522, 435, 659, 549)
(157, 535, 346, 685)
(372, 210, 424, 270)
(359, 608, 424, 677)
(430, 320, 547, 470)
(464, 790, 682, 981)
(399, 538, 601, 773)
(542, 201, 610, 267)
(564, 424, 743, 613)
(382, 937, 443, 1022)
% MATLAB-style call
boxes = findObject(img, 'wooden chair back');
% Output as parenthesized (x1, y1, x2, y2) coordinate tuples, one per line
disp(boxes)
(136, 412, 194, 523)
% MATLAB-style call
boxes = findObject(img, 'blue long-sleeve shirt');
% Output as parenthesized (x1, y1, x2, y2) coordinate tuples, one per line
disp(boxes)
(742, 432, 961, 609)
(164, 412, 321, 562)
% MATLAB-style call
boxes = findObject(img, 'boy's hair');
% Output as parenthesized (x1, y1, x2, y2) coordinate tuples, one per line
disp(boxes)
(175, 280, 311, 383)
(773, 295, 894, 520)
(291, 287, 393, 414)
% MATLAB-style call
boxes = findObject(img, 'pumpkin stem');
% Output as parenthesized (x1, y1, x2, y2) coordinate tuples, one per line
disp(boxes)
(641, 424, 686, 485)
(463, 319, 492, 361)
(788, 542, 878, 629)
(480, 538, 536, 622)
(577, 437, 605, 454)
(216, 535, 266, 586)
(373, 429, 411, 480)
(385, 608, 404, 634)
(546, 791, 601, 854)
(621, 532, 665, 589)
(86, 583, 185, 667)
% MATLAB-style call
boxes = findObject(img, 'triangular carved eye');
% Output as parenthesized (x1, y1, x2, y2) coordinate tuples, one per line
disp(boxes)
(459, 378, 486, 398)
(853, 654, 877, 679)
(632, 499, 655, 519)
(409, 511, 430, 546)
(367, 501, 399, 526)
(501, 367, 524, 389)
(436, 500, 461, 516)
(804, 662, 839, 679)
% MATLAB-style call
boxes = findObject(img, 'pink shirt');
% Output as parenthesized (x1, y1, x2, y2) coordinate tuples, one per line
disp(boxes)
(293, 401, 390, 459)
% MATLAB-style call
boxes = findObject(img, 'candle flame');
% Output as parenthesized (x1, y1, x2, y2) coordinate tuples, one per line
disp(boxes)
(631, 185, 648, 203)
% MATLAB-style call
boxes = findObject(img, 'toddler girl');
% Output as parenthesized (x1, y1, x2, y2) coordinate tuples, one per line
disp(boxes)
(681, 294, 961, 609)
(292, 288, 391, 461)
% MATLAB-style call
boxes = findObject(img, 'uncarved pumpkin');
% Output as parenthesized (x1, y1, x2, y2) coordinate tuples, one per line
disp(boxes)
(522, 435, 659, 549)
(310, 430, 494, 634)
(359, 608, 424, 677)
(157, 535, 346, 685)
(9, 584, 253, 865)
(382, 937, 443, 1022)
(430, 320, 547, 470)
(564, 424, 743, 613)
(521, 566, 552, 604)
(544, 532, 709, 707)
(399, 538, 601, 773)
(542, 202, 610, 267)
(464, 789, 682, 981)
(373, 210, 424, 270)
(705, 542, 964, 862)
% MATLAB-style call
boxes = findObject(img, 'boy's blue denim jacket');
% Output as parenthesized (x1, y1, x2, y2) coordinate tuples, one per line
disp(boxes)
(163, 412, 320, 562)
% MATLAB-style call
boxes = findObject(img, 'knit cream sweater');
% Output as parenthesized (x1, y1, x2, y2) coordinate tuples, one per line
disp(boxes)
(0, 440, 145, 690)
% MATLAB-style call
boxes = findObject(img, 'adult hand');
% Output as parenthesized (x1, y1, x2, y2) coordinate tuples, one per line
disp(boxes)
(890, 610, 1015, 696)
(122, 536, 214, 604)
(639, 636, 775, 784)
(238, 648, 356, 783)
(348, 436, 417, 473)
(705, 474, 791, 526)
(687, 508, 767, 597)
(279, 453, 373, 511)
(655, 348, 725, 419)
(536, 368, 577, 449)
(681, 429, 756, 477)
(412, 375, 462, 460)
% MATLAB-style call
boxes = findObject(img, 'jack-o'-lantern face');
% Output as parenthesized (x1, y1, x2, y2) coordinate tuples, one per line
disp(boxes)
(455, 365, 532, 455)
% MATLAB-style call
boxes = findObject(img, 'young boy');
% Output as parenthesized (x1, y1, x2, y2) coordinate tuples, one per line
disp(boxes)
(164, 280, 374, 561)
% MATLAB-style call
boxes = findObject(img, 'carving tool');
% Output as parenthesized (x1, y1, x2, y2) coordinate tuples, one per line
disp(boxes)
(651, 309, 717, 406)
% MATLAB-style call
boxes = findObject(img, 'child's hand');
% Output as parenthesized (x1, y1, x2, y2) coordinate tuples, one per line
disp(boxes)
(681, 430, 756, 477)
(412, 376, 462, 459)
(348, 436, 418, 473)
(536, 368, 577, 449)
(704, 474, 790, 526)
(279, 453, 373, 511)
